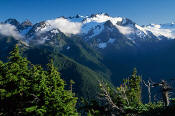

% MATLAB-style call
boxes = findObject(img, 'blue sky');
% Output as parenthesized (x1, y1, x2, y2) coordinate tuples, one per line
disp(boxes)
(0, 0, 175, 25)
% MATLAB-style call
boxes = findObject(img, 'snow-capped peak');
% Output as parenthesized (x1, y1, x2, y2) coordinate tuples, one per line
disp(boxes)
(80, 13, 137, 37)
(83, 13, 123, 25)
(143, 23, 175, 39)
(26, 13, 138, 38)
(3, 13, 175, 46)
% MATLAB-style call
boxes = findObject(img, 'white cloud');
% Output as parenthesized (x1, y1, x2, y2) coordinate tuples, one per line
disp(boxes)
(45, 18, 82, 35)
(115, 25, 133, 35)
(0, 23, 22, 39)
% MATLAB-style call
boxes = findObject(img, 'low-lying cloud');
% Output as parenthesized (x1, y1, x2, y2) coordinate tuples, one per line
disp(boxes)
(0, 23, 22, 39)
(115, 25, 133, 35)
(46, 18, 82, 35)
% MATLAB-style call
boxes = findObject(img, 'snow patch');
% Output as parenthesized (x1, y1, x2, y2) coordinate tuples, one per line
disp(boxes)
(144, 24, 175, 39)
(98, 42, 107, 49)
(51, 29, 59, 34)
(135, 24, 147, 34)
(81, 22, 100, 34)
(83, 13, 123, 25)
(121, 18, 127, 25)
(66, 46, 70, 50)
(98, 38, 116, 49)
(108, 38, 115, 44)
(88, 25, 104, 38)
(42, 36, 49, 41)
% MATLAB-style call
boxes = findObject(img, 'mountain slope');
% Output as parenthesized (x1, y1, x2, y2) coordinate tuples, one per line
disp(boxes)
(24, 45, 108, 97)
(0, 34, 111, 98)
(1, 13, 175, 95)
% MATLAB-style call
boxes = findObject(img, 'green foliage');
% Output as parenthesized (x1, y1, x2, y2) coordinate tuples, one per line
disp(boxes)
(79, 98, 106, 116)
(1, 45, 175, 116)
(127, 68, 142, 106)
(70, 80, 75, 85)
(24, 44, 109, 98)
(87, 110, 101, 116)
(86, 68, 175, 116)
(92, 68, 143, 115)
(124, 102, 163, 114)
(0, 45, 78, 116)
(109, 68, 172, 115)
(117, 68, 142, 108)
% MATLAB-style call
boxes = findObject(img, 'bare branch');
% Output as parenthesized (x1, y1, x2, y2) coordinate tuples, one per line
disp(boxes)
(143, 80, 148, 87)
(98, 80, 124, 114)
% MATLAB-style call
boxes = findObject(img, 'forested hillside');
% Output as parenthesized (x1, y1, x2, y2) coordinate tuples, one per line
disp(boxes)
(1, 46, 175, 116)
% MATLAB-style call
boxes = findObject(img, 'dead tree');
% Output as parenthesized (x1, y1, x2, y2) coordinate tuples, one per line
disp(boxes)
(153, 80, 172, 106)
(119, 84, 129, 106)
(98, 80, 124, 115)
(69, 80, 75, 92)
(143, 80, 153, 103)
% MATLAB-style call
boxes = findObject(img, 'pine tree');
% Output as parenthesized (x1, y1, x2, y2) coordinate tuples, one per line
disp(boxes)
(128, 68, 142, 105)
(0, 45, 78, 116)
(117, 68, 142, 107)
(0, 45, 31, 115)
(39, 60, 78, 115)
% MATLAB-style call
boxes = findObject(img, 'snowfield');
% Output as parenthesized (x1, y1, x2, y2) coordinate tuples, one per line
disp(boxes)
(3, 13, 175, 47)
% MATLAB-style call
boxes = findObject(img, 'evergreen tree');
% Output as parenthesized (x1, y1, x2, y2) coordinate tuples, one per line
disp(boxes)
(37, 60, 78, 115)
(0, 45, 31, 115)
(127, 68, 142, 106)
(0, 45, 78, 116)
(117, 68, 142, 108)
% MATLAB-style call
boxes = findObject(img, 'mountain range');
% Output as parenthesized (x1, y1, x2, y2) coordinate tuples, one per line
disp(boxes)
(1, 13, 175, 98)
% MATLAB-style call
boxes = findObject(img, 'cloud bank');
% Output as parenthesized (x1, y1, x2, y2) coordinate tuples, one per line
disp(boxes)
(46, 18, 82, 35)
(0, 23, 22, 39)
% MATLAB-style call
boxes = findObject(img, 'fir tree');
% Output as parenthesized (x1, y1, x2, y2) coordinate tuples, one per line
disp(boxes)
(0, 45, 78, 116)
(0, 45, 31, 115)
(127, 68, 142, 106)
